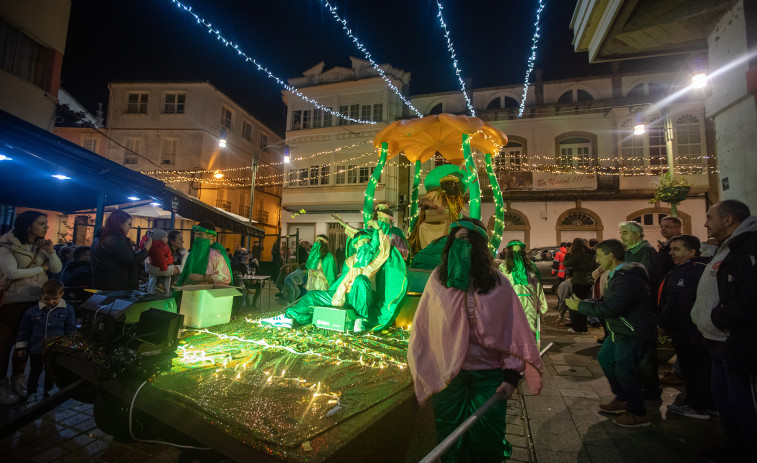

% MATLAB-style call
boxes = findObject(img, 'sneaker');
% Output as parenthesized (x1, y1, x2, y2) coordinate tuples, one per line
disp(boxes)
(0, 379, 21, 405)
(11, 374, 27, 398)
(599, 399, 628, 414)
(259, 314, 293, 329)
(353, 318, 366, 333)
(707, 409, 720, 417)
(666, 404, 710, 420)
(25, 392, 43, 408)
(567, 328, 588, 334)
(613, 411, 651, 427)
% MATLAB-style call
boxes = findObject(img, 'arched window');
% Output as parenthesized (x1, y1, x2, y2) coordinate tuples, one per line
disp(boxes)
(428, 103, 443, 115)
(648, 82, 665, 98)
(556, 208, 603, 243)
(626, 82, 665, 99)
(486, 99, 501, 110)
(627, 84, 646, 99)
(487, 208, 530, 250)
(557, 91, 573, 104)
(576, 89, 594, 102)
(627, 208, 692, 245)
(558, 137, 591, 168)
(675, 114, 704, 174)
(504, 97, 519, 108)
(620, 117, 667, 173)
(485, 96, 519, 111)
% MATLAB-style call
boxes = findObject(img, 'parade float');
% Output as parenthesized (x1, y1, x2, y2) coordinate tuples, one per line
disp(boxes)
(41, 115, 509, 462)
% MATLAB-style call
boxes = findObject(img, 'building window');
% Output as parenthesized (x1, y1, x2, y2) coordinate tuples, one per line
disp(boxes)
(0, 20, 52, 91)
(335, 165, 346, 184)
(647, 124, 667, 173)
(501, 141, 523, 171)
(215, 199, 231, 212)
(359, 166, 372, 183)
(302, 110, 311, 129)
(220, 106, 232, 130)
(126, 93, 148, 114)
(429, 103, 443, 115)
(81, 137, 98, 153)
(323, 108, 332, 127)
(347, 165, 357, 184)
(557, 137, 591, 169)
(260, 133, 268, 150)
(373, 103, 383, 122)
(362, 105, 371, 121)
(124, 138, 140, 165)
(320, 165, 330, 185)
(161, 138, 178, 165)
(310, 166, 320, 185)
(289, 168, 308, 186)
(261, 210, 269, 224)
(242, 121, 252, 141)
(338, 105, 348, 126)
(163, 93, 185, 114)
(675, 114, 704, 173)
(292, 110, 302, 130)
(312, 109, 322, 128)
(349, 104, 360, 121)
(238, 204, 250, 218)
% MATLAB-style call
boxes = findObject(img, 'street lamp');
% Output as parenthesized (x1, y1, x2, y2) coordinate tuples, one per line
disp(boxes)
(249, 141, 289, 225)
(219, 129, 227, 148)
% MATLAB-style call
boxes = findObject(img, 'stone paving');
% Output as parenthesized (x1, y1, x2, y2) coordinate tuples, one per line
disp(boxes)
(1, 292, 729, 462)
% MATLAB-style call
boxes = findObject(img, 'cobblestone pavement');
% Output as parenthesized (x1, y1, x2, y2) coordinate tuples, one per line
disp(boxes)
(1, 293, 728, 462)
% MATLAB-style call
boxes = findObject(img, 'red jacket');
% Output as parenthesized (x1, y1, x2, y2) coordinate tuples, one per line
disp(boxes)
(148, 240, 174, 271)
(552, 247, 567, 278)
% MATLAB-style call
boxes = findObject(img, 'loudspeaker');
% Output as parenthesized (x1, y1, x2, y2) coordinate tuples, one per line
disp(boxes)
(136, 309, 184, 350)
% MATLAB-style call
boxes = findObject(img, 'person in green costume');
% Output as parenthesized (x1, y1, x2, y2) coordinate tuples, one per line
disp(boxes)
(372, 203, 409, 260)
(261, 218, 405, 332)
(305, 235, 337, 291)
(176, 222, 232, 286)
(497, 240, 548, 333)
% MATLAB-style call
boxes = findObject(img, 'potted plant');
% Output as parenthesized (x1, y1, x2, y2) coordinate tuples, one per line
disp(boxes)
(649, 172, 691, 217)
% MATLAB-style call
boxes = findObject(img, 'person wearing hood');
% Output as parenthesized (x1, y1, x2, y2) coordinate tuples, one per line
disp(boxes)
(498, 240, 548, 334)
(0, 210, 62, 404)
(176, 222, 232, 286)
(305, 235, 337, 291)
(373, 203, 409, 261)
(408, 218, 543, 462)
(692, 200, 757, 461)
(657, 234, 712, 420)
(566, 239, 657, 428)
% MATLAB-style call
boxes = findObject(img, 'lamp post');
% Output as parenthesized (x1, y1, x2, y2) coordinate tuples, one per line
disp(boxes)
(249, 142, 289, 225)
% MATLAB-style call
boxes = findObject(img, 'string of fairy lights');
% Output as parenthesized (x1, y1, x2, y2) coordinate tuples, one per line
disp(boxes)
(168, 0, 376, 126)
(321, 0, 423, 118)
(518, 0, 544, 118)
(435, 0, 475, 117)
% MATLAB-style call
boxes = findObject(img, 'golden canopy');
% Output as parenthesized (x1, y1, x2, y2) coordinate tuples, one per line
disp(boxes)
(373, 114, 508, 164)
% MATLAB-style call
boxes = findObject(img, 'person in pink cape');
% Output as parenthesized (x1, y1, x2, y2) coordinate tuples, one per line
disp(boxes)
(408, 217, 543, 463)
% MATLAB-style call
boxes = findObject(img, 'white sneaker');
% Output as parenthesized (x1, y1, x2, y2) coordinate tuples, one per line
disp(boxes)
(11, 374, 27, 398)
(260, 314, 293, 329)
(353, 318, 366, 333)
(667, 404, 710, 420)
(0, 379, 21, 405)
(26, 392, 43, 408)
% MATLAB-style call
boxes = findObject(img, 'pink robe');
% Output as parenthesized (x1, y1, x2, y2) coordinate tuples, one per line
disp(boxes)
(408, 268, 544, 404)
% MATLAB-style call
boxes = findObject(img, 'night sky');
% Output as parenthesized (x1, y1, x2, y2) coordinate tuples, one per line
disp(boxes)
(61, 0, 611, 135)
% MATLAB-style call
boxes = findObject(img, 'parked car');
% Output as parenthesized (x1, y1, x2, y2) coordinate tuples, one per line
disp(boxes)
(528, 246, 561, 292)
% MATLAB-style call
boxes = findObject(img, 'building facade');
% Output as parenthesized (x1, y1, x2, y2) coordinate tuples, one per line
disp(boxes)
(0, 0, 70, 130)
(106, 82, 283, 257)
(281, 59, 713, 253)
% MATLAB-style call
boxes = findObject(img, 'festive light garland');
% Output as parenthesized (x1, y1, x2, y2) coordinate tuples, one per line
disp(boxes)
(485, 153, 505, 254)
(518, 0, 545, 118)
(435, 0, 475, 117)
(321, 0, 423, 118)
(169, 0, 376, 125)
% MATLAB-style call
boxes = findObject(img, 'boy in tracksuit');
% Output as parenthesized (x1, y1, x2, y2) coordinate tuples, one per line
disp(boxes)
(15, 279, 76, 406)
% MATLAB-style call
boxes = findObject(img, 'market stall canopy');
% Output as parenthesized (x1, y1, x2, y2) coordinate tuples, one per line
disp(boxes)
(162, 186, 264, 238)
(373, 114, 508, 164)
(0, 110, 165, 212)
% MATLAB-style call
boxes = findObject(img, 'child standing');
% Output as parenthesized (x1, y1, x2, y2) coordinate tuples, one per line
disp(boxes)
(15, 280, 76, 406)
(145, 229, 174, 295)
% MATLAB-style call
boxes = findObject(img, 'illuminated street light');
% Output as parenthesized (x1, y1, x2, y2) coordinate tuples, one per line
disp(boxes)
(52, 174, 71, 180)
(213, 171, 224, 179)
(691, 72, 708, 89)
(127, 196, 140, 201)
(633, 123, 646, 135)
(219, 129, 227, 148)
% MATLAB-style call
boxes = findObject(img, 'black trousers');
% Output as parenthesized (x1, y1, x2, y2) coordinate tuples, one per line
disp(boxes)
(569, 283, 592, 332)
(27, 353, 54, 396)
(672, 336, 712, 411)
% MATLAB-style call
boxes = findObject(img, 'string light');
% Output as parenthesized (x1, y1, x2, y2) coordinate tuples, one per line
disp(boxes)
(169, 0, 376, 125)
(435, 0, 475, 116)
(518, 0, 544, 118)
(321, 0, 422, 118)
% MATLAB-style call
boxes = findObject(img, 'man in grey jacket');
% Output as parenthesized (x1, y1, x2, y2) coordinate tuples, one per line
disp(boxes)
(692, 200, 757, 461)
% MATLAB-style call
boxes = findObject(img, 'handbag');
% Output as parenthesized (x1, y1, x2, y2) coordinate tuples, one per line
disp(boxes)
(0, 246, 43, 306)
